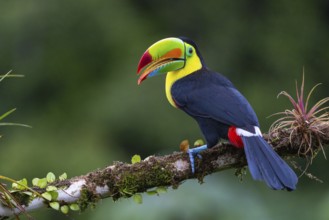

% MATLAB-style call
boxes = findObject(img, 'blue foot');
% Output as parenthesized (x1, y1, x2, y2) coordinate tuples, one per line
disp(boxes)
(187, 145, 207, 173)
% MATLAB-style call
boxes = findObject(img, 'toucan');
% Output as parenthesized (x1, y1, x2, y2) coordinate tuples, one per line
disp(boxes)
(136, 37, 298, 190)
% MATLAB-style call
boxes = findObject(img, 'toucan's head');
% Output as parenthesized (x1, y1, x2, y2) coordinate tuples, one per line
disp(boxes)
(137, 37, 204, 85)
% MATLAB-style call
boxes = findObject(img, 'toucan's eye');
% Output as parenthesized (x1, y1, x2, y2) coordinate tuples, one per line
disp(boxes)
(187, 47, 193, 57)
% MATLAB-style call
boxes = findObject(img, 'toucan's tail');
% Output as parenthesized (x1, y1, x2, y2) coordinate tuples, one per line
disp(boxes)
(241, 135, 298, 191)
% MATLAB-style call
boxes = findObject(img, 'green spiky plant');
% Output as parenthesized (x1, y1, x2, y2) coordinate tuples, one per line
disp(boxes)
(0, 71, 34, 220)
(269, 73, 329, 162)
(0, 72, 76, 219)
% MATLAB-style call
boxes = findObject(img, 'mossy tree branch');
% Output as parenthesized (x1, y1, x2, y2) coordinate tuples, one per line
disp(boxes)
(0, 123, 328, 219)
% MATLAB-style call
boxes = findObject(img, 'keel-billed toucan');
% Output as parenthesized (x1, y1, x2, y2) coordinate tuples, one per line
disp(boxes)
(136, 37, 298, 190)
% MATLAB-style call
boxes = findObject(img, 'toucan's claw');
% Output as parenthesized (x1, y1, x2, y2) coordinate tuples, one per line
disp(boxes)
(187, 145, 208, 174)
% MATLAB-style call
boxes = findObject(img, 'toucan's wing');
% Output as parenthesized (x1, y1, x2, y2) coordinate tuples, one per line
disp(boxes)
(171, 71, 259, 128)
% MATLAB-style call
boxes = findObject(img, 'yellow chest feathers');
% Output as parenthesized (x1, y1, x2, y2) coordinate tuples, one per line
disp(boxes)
(165, 54, 202, 108)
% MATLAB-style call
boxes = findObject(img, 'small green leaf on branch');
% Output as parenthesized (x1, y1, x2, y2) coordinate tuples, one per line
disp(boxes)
(61, 205, 69, 214)
(131, 155, 141, 164)
(59, 172, 67, 181)
(49, 202, 60, 210)
(70, 203, 80, 211)
(46, 172, 56, 183)
(132, 194, 143, 204)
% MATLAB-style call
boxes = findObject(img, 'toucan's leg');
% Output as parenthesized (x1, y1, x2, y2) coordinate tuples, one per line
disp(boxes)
(187, 145, 208, 173)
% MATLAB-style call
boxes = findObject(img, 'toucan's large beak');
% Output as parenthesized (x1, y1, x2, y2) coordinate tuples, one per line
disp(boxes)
(137, 37, 186, 85)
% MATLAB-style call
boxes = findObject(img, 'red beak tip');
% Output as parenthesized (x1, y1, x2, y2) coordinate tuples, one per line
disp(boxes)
(137, 51, 152, 74)
(137, 75, 146, 85)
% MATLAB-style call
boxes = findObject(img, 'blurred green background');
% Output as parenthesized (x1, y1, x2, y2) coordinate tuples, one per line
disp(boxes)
(1, 0, 329, 219)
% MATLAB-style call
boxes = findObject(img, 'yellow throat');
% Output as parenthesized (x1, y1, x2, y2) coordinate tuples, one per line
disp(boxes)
(165, 51, 202, 108)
